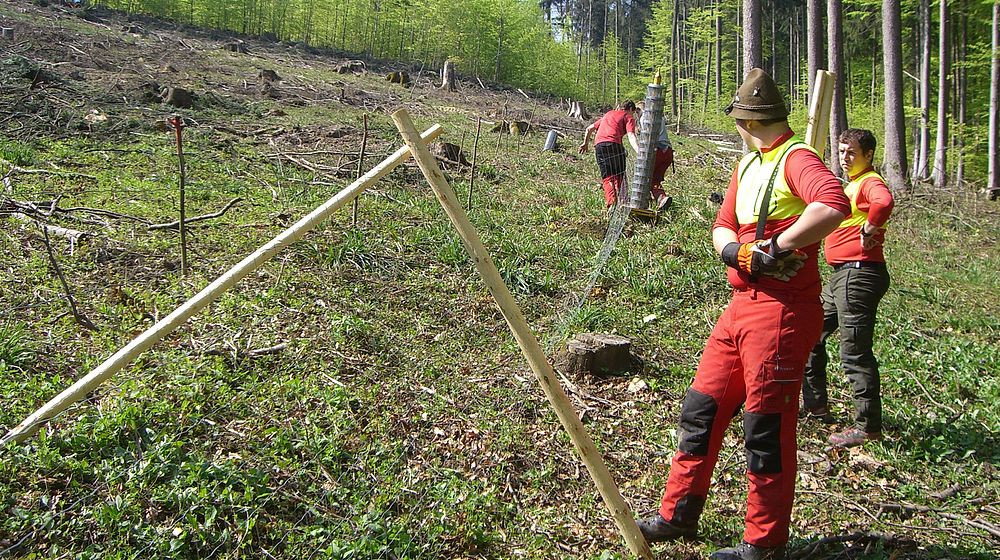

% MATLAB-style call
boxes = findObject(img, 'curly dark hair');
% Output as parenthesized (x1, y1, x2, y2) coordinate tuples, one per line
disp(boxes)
(621, 100, 637, 112)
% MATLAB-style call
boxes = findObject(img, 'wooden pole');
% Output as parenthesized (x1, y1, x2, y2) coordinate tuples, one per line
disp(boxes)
(1, 125, 444, 446)
(804, 70, 836, 154)
(390, 109, 653, 560)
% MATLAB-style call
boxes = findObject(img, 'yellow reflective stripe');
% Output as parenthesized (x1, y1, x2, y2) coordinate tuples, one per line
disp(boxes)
(734, 137, 812, 225)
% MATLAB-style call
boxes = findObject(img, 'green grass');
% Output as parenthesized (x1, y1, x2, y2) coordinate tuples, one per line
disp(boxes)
(1, 3, 999, 559)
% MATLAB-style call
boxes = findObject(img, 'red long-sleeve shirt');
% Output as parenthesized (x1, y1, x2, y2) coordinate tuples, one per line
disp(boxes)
(823, 168, 894, 264)
(714, 131, 851, 296)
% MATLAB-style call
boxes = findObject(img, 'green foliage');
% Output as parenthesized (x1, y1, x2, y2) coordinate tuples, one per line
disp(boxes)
(1, 3, 998, 558)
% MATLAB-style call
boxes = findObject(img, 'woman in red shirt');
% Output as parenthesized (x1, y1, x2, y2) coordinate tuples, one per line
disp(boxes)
(579, 101, 640, 210)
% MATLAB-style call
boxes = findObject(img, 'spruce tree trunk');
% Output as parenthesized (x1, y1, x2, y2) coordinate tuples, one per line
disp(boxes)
(806, 0, 824, 104)
(917, 0, 931, 179)
(715, 4, 722, 101)
(743, 0, 762, 76)
(955, 2, 966, 188)
(882, 0, 909, 191)
(989, 1, 1000, 197)
(932, 0, 949, 187)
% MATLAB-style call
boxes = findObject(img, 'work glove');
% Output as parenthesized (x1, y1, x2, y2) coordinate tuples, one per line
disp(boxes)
(721, 235, 806, 281)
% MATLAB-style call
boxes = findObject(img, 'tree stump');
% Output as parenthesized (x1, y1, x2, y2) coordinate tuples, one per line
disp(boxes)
(555, 333, 633, 379)
(386, 71, 410, 86)
(566, 99, 589, 121)
(258, 69, 281, 82)
(1, 28, 14, 40)
(508, 120, 530, 136)
(222, 41, 249, 54)
(336, 60, 365, 74)
(431, 142, 470, 166)
(162, 86, 193, 108)
(440, 59, 457, 92)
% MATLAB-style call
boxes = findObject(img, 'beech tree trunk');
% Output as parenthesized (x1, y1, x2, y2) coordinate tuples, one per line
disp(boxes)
(882, 0, 909, 191)
(932, 0, 949, 187)
(827, 0, 847, 174)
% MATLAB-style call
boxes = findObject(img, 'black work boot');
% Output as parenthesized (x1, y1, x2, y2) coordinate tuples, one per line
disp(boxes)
(710, 541, 786, 560)
(635, 513, 697, 542)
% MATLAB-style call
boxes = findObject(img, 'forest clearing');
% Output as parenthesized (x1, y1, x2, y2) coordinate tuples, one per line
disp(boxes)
(1, 1, 999, 559)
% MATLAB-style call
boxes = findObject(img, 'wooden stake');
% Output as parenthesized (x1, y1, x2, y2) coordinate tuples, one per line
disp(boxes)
(169, 115, 188, 276)
(804, 70, 836, 154)
(1, 125, 444, 446)
(468, 117, 482, 211)
(494, 99, 507, 159)
(390, 109, 652, 560)
(352, 114, 369, 226)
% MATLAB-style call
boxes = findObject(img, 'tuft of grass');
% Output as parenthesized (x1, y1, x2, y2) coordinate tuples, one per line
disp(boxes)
(0, 322, 33, 371)
(0, 138, 35, 166)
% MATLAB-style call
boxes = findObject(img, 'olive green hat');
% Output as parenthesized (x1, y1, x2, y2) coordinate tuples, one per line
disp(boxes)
(724, 67, 789, 120)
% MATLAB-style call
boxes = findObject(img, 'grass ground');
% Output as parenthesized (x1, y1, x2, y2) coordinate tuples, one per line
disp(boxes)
(1, 2, 998, 559)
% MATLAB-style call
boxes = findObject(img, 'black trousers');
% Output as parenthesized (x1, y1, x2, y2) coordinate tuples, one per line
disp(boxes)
(594, 141, 626, 179)
(803, 263, 890, 433)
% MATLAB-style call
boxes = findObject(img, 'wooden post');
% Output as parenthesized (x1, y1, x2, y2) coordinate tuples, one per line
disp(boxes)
(169, 115, 188, 276)
(804, 70, 836, 154)
(468, 117, 482, 211)
(390, 109, 653, 560)
(352, 114, 369, 226)
(1, 125, 444, 446)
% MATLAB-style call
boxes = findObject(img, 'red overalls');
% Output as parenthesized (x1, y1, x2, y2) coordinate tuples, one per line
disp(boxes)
(656, 132, 850, 547)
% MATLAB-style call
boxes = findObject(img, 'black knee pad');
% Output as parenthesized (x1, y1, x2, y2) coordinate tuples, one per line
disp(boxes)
(744, 412, 782, 473)
(670, 494, 706, 527)
(678, 389, 718, 456)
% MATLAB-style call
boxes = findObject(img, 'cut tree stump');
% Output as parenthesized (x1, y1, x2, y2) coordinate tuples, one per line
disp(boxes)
(566, 99, 589, 121)
(440, 59, 457, 92)
(556, 333, 634, 379)
(162, 86, 193, 108)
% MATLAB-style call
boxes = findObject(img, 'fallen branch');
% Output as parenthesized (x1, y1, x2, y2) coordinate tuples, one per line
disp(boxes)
(205, 342, 288, 360)
(789, 532, 872, 559)
(878, 502, 1000, 540)
(40, 226, 97, 331)
(147, 198, 242, 231)
(9, 212, 89, 244)
(11, 165, 97, 180)
(57, 205, 150, 224)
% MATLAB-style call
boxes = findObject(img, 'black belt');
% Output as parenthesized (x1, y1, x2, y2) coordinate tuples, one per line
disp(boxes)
(833, 261, 887, 272)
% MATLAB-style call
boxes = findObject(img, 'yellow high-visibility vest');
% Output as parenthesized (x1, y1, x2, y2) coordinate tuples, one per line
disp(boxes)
(837, 169, 888, 229)
(735, 136, 815, 227)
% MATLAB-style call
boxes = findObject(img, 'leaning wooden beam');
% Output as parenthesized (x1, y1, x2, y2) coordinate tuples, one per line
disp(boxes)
(1, 124, 444, 446)
(390, 109, 653, 560)
(805, 70, 836, 154)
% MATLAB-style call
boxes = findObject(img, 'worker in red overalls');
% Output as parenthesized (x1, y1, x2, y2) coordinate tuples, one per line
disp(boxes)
(579, 101, 640, 211)
(802, 128, 894, 448)
(636, 68, 851, 560)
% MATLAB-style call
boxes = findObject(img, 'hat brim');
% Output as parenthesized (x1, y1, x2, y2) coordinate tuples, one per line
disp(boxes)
(726, 105, 789, 120)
